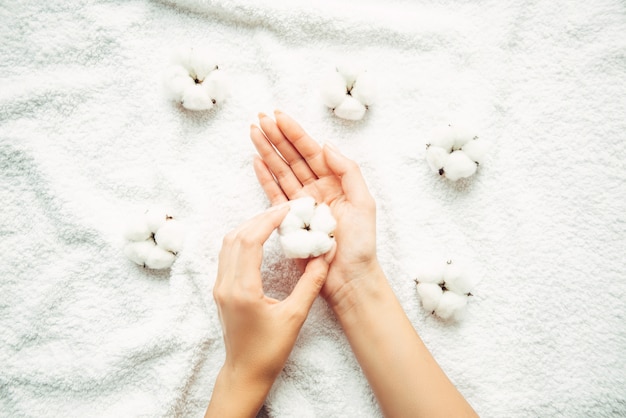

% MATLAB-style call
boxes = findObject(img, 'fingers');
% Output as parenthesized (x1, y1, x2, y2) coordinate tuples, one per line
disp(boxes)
(253, 156, 288, 206)
(216, 206, 290, 289)
(250, 124, 302, 198)
(258, 114, 317, 185)
(274, 111, 332, 178)
(285, 243, 336, 315)
(323, 143, 374, 207)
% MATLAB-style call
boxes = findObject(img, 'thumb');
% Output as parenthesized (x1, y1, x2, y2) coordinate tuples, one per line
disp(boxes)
(323, 143, 373, 206)
(285, 243, 336, 315)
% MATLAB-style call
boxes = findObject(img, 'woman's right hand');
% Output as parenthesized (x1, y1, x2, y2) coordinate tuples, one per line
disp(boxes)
(250, 111, 382, 314)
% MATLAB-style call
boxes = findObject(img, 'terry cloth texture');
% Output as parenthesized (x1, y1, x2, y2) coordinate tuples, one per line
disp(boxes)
(1, 0, 625, 416)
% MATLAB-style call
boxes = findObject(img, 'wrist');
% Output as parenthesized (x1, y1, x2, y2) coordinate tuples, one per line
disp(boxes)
(327, 260, 388, 320)
(205, 364, 274, 418)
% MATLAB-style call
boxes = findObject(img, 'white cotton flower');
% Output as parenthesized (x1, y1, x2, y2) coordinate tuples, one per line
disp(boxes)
(320, 64, 377, 121)
(278, 212, 306, 235)
(123, 207, 186, 270)
(145, 207, 174, 232)
(450, 125, 476, 151)
(333, 96, 367, 121)
(425, 123, 486, 181)
(414, 259, 476, 321)
(415, 260, 445, 284)
(307, 230, 335, 257)
(288, 196, 316, 222)
(320, 71, 348, 108)
(162, 46, 228, 111)
(123, 215, 152, 242)
(443, 261, 474, 295)
(350, 71, 377, 106)
(461, 138, 488, 165)
(336, 62, 363, 87)
(443, 150, 477, 181)
(416, 282, 443, 313)
(163, 65, 195, 101)
(278, 197, 336, 259)
(425, 146, 448, 176)
(181, 84, 214, 111)
(154, 219, 185, 254)
(309, 203, 337, 234)
(429, 126, 455, 151)
(203, 70, 230, 105)
(124, 240, 156, 266)
(434, 291, 468, 320)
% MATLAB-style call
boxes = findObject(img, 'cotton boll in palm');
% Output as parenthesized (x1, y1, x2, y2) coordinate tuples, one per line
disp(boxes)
(163, 65, 194, 102)
(428, 126, 455, 151)
(416, 282, 443, 313)
(321, 71, 348, 108)
(334, 96, 367, 121)
(204, 70, 230, 104)
(309, 203, 336, 235)
(435, 291, 468, 320)
(154, 219, 185, 254)
(336, 63, 363, 88)
(443, 151, 477, 181)
(280, 229, 316, 259)
(443, 262, 474, 295)
(461, 138, 488, 165)
(279, 212, 305, 235)
(189, 47, 219, 81)
(425, 146, 448, 175)
(123, 215, 152, 242)
(288, 196, 316, 224)
(181, 84, 214, 111)
(350, 72, 377, 106)
(307, 230, 335, 257)
(144, 245, 177, 269)
(124, 240, 156, 267)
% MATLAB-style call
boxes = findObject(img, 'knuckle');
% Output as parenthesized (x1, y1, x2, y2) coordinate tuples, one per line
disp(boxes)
(238, 234, 256, 249)
(212, 287, 225, 304)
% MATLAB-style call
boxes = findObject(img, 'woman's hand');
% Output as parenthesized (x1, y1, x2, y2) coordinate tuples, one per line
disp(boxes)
(206, 206, 336, 418)
(251, 111, 381, 315)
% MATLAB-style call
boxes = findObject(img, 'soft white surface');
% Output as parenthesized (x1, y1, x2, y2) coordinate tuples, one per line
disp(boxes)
(1, 0, 625, 417)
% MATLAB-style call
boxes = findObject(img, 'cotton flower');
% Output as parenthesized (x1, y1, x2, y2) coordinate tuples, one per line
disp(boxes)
(278, 196, 336, 259)
(425, 124, 488, 181)
(320, 63, 377, 121)
(162, 47, 229, 111)
(414, 259, 475, 321)
(123, 207, 185, 270)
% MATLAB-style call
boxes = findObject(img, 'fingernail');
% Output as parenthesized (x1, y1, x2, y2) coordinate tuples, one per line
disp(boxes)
(258, 112, 267, 120)
(274, 109, 283, 115)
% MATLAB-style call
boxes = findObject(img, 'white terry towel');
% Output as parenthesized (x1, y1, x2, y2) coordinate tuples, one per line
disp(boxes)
(1, 0, 625, 416)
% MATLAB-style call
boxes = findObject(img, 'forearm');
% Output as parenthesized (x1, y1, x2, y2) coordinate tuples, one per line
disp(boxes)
(332, 265, 478, 418)
(205, 365, 273, 418)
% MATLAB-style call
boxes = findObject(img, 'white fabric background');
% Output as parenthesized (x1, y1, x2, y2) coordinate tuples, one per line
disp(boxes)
(1, 0, 625, 416)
